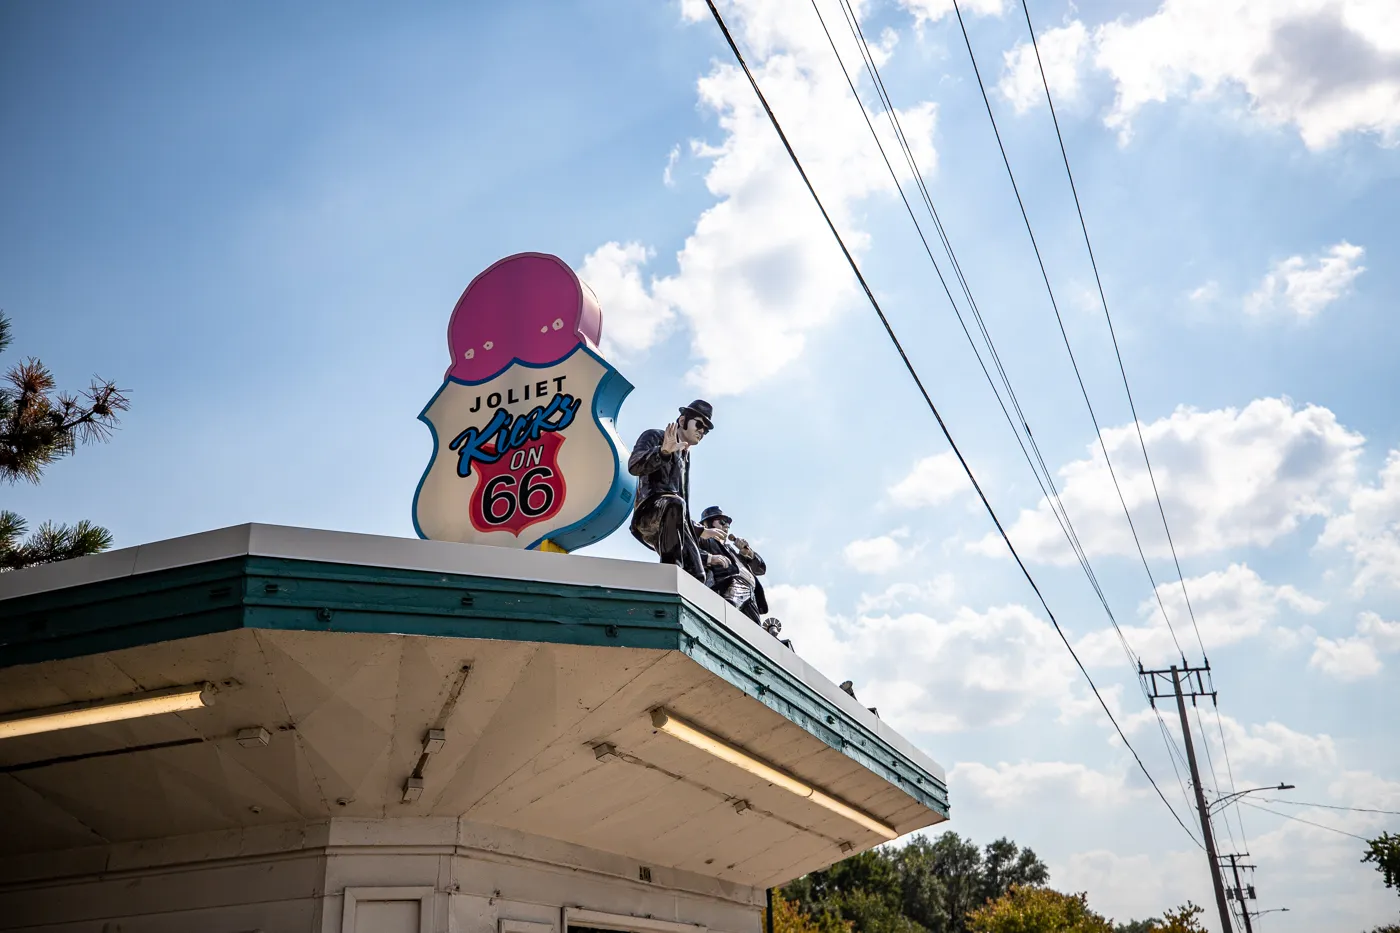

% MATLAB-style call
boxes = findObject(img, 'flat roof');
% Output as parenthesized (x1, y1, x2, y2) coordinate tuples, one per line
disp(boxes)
(0, 523, 945, 784)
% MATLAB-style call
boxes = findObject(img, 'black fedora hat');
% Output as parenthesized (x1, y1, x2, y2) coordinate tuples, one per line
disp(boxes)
(679, 399, 714, 429)
(699, 505, 731, 525)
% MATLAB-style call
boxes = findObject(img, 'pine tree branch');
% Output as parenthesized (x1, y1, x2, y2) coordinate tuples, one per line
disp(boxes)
(0, 510, 27, 554)
(0, 517, 113, 571)
(0, 312, 129, 484)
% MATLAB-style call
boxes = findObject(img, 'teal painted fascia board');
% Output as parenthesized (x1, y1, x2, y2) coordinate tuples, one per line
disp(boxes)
(238, 556, 684, 649)
(0, 555, 947, 818)
(0, 557, 251, 667)
(0, 556, 685, 664)
(677, 601, 949, 816)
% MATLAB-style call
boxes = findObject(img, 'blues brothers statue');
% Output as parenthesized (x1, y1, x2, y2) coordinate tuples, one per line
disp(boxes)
(628, 400, 714, 581)
(697, 505, 768, 623)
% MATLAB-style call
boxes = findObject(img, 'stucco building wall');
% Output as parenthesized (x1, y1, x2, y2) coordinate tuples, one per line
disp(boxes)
(0, 819, 761, 933)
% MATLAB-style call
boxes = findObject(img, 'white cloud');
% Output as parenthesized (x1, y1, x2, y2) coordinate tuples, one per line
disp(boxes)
(1207, 713, 1338, 774)
(1309, 633, 1381, 680)
(662, 144, 681, 187)
(1075, 564, 1324, 668)
(765, 584, 1079, 733)
(1320, 448, 1400, 592)
(1005, 1, 1400, 150)
(1054, 849, 1211, 926)
(1099, 0, 1400, 148)
(978, 398, 1364, 563)
(855, 576, 954, 614)
(1360, 609, 1400, 651)
(888, 451, 965, 508)
(1308, 610, 1400, 680)
(1245, 241, 1366, 319)
(899, 0, 1004, 28)
(1056, 681, 1146, 733)
(843, 530, 911, 573)
(1327, 769, 1400, 811)
(1187, 281, 1219, 303)
(999, 21, 1089, 113)
(578, 242, 676, 356)
(763, 583, 848, 670)
(588, 0, 947, 396)
(952, 759, 1136, 806)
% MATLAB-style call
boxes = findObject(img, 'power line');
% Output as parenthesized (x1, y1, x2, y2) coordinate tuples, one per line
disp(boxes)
(812, 0, 1130, 671)
(950, 0, 1254, 859)
(1239, 800, 1371, 840)
(701, 0, 1202, 850)
(822, 0, 1199, 835)
(951, 0, 1250, 863)
(1011, 0, 1253, 857)
(948, 0, 1190, 665)
(1015, 0, 1209, 666)
(809, 0, 1200, 841)
(1255, 797, 1400, 816)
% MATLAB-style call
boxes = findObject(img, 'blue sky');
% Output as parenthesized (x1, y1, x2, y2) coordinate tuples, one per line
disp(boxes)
(4, 1, 1400, 929)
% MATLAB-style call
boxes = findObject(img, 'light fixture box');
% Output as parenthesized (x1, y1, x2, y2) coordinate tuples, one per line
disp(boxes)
(236, 726, 271, 748)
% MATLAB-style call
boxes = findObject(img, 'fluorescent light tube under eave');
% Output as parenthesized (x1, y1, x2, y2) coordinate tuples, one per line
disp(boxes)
(649, 708, 897, 840)
(651, 708, 811, 797)
(0, 684, 216, 740)
(809, 787, 899, 840)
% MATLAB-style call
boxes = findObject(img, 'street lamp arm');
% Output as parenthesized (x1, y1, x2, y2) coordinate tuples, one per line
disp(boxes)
(1209, 783, 1294, 813)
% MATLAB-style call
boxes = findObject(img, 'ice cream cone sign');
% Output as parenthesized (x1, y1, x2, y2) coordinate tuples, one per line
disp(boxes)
(413, 252, 636, 552)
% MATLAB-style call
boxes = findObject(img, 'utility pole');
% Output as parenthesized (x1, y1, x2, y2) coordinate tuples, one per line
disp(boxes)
(1222, 854, 1256, 933)
(1141, 662, 1233, 933)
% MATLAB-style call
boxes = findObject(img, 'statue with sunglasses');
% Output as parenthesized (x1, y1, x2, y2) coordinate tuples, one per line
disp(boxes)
(696, 505, 768, 623)
(628, 400, 714, 582)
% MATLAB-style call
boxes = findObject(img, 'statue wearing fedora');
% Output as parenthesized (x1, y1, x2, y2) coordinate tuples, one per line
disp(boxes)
(627, 400, 714, 581)
(696, 505, 768, 623)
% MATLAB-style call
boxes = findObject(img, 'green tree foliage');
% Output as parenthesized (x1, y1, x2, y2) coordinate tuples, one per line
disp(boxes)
(1109, 903, 1207, 933)
(1153, 904, 1207, 933)
(1363, 831, 1400, 893)
(966, 887, 1113, 933)
(968, 890, 1206, 933)
(0, 312, 128, 570)
(783, 835, 1214, 933)
(783, 834, 1049, 933)
(764, 891, 853, 933)
(1112, 922, 1157, 933)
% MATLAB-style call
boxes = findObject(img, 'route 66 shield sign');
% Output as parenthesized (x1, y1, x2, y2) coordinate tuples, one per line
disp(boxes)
(412, 253, 636, 552)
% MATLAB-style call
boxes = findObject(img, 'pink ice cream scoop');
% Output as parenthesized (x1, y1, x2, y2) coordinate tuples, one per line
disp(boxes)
(445, 252, 602, 382)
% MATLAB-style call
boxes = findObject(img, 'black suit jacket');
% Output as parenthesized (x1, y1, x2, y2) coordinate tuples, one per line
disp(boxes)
(697, 534, 768, 614)
(627, 427, 696, 542)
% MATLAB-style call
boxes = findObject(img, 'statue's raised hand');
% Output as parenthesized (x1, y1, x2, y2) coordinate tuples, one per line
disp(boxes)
(661, 422, 687, 456)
